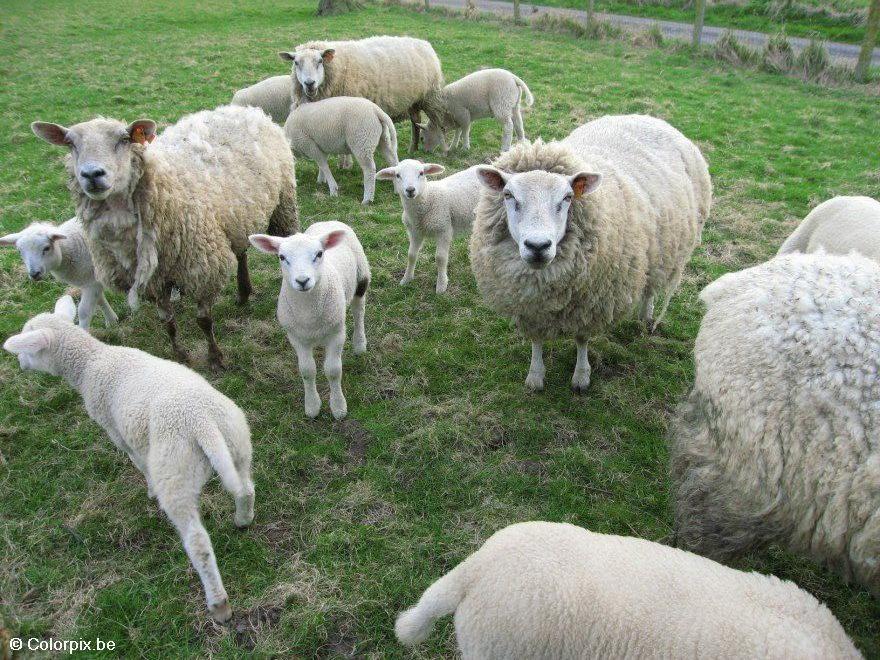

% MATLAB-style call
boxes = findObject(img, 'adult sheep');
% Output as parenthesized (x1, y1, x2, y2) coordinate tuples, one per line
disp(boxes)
(470, 114, 711, 392)
(279, 35, 444, 152)
(670, 252, 880, 596)
(778, 195, 880, 260)
(32, 105, 299, 368)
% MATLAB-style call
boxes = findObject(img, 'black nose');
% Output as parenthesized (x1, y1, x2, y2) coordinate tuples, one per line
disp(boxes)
(304, 80, 315, 89)
(524, 239, 552, 254)
(295, 277, 310, 288)
(29, 270, 43, 281)
(405, 187, 416, 195)
(80, 165, 106, 181)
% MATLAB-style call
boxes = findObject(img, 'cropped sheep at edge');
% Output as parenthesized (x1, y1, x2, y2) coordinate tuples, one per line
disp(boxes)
(778, 195, 880, 261)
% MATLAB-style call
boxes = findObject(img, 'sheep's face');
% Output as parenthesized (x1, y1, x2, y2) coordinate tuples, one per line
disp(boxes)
(249, 229, 347, 293)
(31, 118, 157, 201)
(280, 48, 335, 99)
(376, 160, 445, 199)
(0, 223, 67, 281)
(3, 296, 77, 374)
(476, 166, 601, 269)
(420, 122, 447, 153)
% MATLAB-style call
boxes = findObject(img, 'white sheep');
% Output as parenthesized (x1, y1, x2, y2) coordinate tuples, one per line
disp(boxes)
(778, 195, 880, 260)
(284, 96, 398, 204)
(470, 115, 711, 392)
(279, 35, 444, 152)
(3, 295, 255, 623)
(0, 218, 117, 331)
(376, 159, 482, 294)
(250, 221, 370, 420)
(670, 251, 880, 597)
(421, 68, 534, 153)
(396, 521, 861, 658)
(231, 74, 292, 124)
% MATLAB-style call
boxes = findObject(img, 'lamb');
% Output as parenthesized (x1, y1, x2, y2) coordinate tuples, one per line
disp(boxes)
(279, 35, 444, 152)
(421, 68, 534, 154)
(670, 251, 880, 596)
(3, 296, 255, 623)
(778, 195, 880, 260)
(250, 221, 370, 420)
(0, 217, 117, 331)
(284, 96, 398, 204)
(231, 74, 292, 124)
(469, 115, 711, 392)
(396, 521, 861, 659)
(376, 159, 482, 293)
(31, 105, 299, 368)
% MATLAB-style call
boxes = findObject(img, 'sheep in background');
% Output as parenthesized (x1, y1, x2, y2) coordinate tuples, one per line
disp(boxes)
(670, 252, 880, 596)
(231, 74, 292, 124)
(421, 68, 534, 153)
(3, 296, 255, 623)
(285, 96, 398, 204)
(0, 218, 117, 331)
(377, 159, 482, 294)
(396, 521, 861, 658)
(32, 105, 298, 368)
(250, 221, 369, 420)
(778, 195, 880, 260)
(470, 115, 711, 392)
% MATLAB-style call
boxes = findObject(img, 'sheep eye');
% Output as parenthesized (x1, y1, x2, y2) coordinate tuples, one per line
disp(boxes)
(563, 194, 573, 203)
(503, 191, 513, 200)
(279, 255, 286, 262)
(43, 245, 52, 254)
(395, 174, 401, 179)
(419, 172, 425, 177)
(314, 250, 323, 261)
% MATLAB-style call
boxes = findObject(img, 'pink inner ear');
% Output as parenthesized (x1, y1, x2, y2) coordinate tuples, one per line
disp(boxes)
(250, 234, 281, 254)
(322, 230, 346, 250)
(477, 168, 505, 192)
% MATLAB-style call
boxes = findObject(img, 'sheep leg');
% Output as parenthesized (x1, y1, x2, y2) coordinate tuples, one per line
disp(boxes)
(324, 330, 347, 420)
(571, 339, 591, 394)
(500, 117, 514, 152)
(126, 449, 156, 498)
(356, 153, 377, 205)
(352, 280, 368, 355)
(196, 304, 224, 370)
(158, 300, 190, 365)
(339, 154, 353, 170)
(641, 293, 655, 331)
(234, 471, 256, 529)
(77, 286, 97, 332)
(513, 105, 526, 141)
(525, 341, 545, 391)
(316, 154, 338, 197)
(409, 110, 421, 152)
(97, 289, 118, 326)
(292, 339, 321, 418)
(236, 252, 252, 306)
(462, 123, 472, 151)
(401, 228, 424, 285)
(435, 230, 452, 294)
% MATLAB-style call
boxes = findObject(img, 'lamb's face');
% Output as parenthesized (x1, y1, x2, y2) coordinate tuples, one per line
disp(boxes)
(3, 296, 77, 374)
(376, 160, 445, 199)
(281, 48, 334, 99)
(31, 118, 156, 201)
(249, 229, 347, 293)
(0, 223, 67, 281)
(420, 122, 446, 153)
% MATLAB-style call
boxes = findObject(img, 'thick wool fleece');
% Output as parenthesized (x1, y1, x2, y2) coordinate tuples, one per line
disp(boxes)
(778, 196, 880, 260)
(396, 522, 861, 659)
(671, 252, 880, 595)
(231, 75, 292, 123)
(469, 114, 711, 340)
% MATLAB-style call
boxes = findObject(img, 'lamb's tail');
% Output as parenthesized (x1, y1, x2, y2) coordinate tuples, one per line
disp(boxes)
(377, 109, 399, 165)
(196, 424, 245, 498)
(396, 561, 471, 646)
(512, 74, 534, 107)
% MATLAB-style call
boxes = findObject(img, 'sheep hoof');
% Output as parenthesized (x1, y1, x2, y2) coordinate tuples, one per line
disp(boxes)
(234, 513, 254, 529)
(400, 276, 413, 286)
(571, 378, 591, 394)
(330, 400, 348, 420)
(209, 599, 233, 624)
(435, 281, 448, 294)
(525, 375, 544, 391)
(304, 401, 321, 418)
(353, 341, 367, 355)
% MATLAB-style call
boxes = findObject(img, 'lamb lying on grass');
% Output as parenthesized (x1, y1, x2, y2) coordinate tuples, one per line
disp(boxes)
(0, 217, 117, 331)
(396, 521, 861, 658)
(377, 159, 482, 293)
(250, 221, 370, 420)
(778, 195, 880, 260)
(3, 296, 255, 623)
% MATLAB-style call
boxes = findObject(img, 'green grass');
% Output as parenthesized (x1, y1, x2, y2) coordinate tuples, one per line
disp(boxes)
(1, 0, 879, 656)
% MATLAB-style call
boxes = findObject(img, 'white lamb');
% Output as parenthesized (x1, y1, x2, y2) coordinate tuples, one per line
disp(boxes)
(396, 521, 862, 659)
(0, 217, 117, 331)
(284, 96, 398, 204)
(3, 296, 255, 623)
(421, 68, 534, 153)
(231, 74, 292, 123)
(250, 221, 370, 420)
(376, 159, 482, 293)
(778, 195, 880, 260)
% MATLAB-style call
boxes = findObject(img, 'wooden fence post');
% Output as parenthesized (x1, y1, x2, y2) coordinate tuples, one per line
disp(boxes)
(692, 0, 707, 47)
(855, 0, 879, 81)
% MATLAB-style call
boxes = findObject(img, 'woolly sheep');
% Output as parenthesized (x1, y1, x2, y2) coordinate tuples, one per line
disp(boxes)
(279, 35, 444, 152)
(31, 105, 299, 368)
(0, 217, 117, 331)
(231, 74, 292, 123)
(396, 521, 861, 659)
(670, 252, 880, 596)
(778, 195, 880, 260)
(3, 296, 255, 623)
(376, 159, 482, 293)
(421, 68, 534, 154)
(250, 221, 370, 420)
(284, 96, 398, 204)
(469, 114, 711, 392)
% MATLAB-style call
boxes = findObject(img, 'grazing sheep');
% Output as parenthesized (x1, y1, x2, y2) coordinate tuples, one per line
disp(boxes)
(31, 105, 299, 368)
(377, 159, 482, 293)
(421, 68, 534, 154)
(284, 96, 398, 204)
(396, 521, 861, 659)
(469, 115, 711, 392)
(250, 221, 369, 420)
(231, 74, 292, 124)
(279, 35, 444, 152)
(3, 296, 255, 623)
(670, 252, 880, 596)
(0, 218, 117, 331)
(778, 195, 880, 260)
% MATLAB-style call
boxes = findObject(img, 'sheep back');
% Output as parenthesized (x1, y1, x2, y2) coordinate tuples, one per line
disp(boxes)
(231, 75, 293, 124)
(778, 195, 880, 260)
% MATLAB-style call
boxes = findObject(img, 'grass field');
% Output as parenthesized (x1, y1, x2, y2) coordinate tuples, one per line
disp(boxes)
(1, 0, 879, 657)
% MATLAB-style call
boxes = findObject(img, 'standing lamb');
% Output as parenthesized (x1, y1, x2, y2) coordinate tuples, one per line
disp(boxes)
(670, 252, 880, 596)
(778, 195, 880, 260)
(469, 115, 711, 392)
(31, 105, 299, 368)
(250, 221, 370, 420)
(396, 521, 861, 659)
(284, 96, 398, 204)
(279, 35, 444, 152)
(231, 74, 292, 123)
(0, 217, 117, 331)
(3, 296, 255, 623)
(376, 159, 482, 293)
(420, 68, 534, 154)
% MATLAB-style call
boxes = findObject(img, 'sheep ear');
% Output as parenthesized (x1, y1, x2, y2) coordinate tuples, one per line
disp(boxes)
(127, 120, 157, 145)
(376, 167, 397, 180)
(321, 230, 346, 250)
(279, 51, 296, 62)
(3, 329, 52, 355)
(423, 163, 445, 176)
(0, 232, 21, 246)
(570, 172, 601, 198)
(48, 231, 68, 243)
(54, 295, 77, 322)
(32, 121, 71, 146)
(321, 48, 335, 62)
(249, 234, 282, 254)
(476, 166, 508, 192)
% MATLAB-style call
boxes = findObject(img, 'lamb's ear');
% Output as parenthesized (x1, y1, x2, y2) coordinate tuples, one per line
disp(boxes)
(54, 295, 77, 322)
(321, 230, 346, 250)
(127, 120, 157, 145)
(569, 172, 602, 198)
(3, 329, 52, 355)
(279, 51, 296, 62)
(48, 231, 68, 243)
(476, 165, 508, 192)
(376, 166, 397, 180)
(249, 234, 282, 254)
(0, 232, 21, 246)
(31, 121, 71, 146)
(321, 48, 335, 63)
(422, 163, 445, 176)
